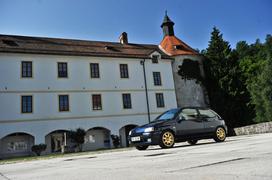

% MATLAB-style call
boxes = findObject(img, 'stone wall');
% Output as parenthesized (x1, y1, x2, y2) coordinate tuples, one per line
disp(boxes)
(234, 122, 272, 135)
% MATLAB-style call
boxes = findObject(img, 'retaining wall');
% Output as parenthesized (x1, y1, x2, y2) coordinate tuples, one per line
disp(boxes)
(234, 122, 272, 135)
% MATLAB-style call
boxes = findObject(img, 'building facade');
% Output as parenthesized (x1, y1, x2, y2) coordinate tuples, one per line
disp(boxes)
(0, 14, 209, 158)
(159, 13, 209, 107)
(0, 33, 177, 158)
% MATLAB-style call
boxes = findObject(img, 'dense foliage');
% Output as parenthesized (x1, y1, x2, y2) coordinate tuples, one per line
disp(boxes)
(70, 128, 86, 152)
(202, 27, 272, 131)
(31, 144, 47, 156)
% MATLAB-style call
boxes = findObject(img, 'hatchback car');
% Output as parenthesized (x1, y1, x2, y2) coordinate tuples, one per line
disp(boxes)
(129, 107, 227, 150)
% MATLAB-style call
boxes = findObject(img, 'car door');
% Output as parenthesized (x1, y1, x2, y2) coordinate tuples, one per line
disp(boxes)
(175, 108, 204, 138)
(198, 108, 219, 133)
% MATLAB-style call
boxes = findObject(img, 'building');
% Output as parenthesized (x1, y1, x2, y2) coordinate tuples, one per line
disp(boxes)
(0, 31, 177, 158)
(159, 13, 209, 107)
(0, 14, 208, 158)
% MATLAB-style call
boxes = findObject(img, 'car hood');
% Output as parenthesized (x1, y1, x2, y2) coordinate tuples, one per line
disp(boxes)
(133, 121, 165, 133)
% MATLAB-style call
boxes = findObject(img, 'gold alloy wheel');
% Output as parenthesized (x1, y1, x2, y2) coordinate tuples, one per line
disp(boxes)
(216, 127, 226, 141)
(162, 131, 174, 147)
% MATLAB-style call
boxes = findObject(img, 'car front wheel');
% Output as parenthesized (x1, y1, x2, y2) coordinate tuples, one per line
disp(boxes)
(214, 127, 226, 142)
(159, 131, 175, 148)
(136, 145, 148, 151)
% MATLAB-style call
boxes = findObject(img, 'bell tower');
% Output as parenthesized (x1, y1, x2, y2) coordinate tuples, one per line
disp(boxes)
(161, 11, 175, 37)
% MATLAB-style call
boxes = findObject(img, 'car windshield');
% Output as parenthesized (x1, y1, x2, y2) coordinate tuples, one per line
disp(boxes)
(154, 109, 179, 121)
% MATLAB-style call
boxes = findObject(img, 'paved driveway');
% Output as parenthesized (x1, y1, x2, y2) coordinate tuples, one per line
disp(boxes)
(1, 133, 272, 180)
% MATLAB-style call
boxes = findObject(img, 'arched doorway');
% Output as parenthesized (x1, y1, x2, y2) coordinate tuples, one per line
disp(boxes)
(119, 124, 138, 147)
(0, 132, 34, 158)
(84, 127, 111, 151)
(45, 130, 70, 153)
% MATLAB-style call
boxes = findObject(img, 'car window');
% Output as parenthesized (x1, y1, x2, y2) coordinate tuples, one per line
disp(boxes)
(180, 108, 198, 120)
(155, 109, 179, 121)
(199, 109, 216, 118)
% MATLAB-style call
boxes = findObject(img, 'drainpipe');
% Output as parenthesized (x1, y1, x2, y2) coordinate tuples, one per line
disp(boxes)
(141, 59, 151, 123)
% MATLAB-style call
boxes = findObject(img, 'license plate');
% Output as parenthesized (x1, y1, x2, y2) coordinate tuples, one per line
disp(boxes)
(131, 136, 141, 142)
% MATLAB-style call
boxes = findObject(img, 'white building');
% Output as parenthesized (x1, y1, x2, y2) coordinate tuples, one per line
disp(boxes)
(0, 32, 177, 158)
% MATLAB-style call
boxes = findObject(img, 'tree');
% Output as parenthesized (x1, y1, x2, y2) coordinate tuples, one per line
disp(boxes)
(111, 135, 120, 148)
(32, 144, 47, 156)
(247, 35, 272, 122)
(203, 27, 254, 133)
(70, 128, 86, 152)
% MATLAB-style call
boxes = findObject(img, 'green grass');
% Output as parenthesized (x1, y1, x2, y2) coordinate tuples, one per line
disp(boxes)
(0, 147, 134, 165)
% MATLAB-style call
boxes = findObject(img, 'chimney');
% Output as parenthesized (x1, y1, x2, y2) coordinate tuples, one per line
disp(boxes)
(119, 32, 128, 44)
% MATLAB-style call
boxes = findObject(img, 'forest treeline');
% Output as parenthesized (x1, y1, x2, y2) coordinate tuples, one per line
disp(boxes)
(201, 27, 272, 133)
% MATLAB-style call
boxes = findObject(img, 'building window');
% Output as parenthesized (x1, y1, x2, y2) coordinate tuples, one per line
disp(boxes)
(120, 64, 129, 78)
(59, 95, 69, 112)
(152, 55, 159, 63)
(21, 95, 33, 113)
(153, 72, 162, 86)
(21, 61, 32, 78)
(90, 63, 100, 78)
(156, 93, 165, 108)
(122, 93, 132, 109)
(92, 94, 102, 110)
(58, 62, 68, 78)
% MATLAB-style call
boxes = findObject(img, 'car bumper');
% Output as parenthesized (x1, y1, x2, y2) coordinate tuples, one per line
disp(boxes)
(129, 131, 161, 146)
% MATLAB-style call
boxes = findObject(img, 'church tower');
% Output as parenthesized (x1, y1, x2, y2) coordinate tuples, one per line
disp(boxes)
(159, 13, 209, 107)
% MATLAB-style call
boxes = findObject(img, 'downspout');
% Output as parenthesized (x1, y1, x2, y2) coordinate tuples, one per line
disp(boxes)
(141, 59, 151, 123)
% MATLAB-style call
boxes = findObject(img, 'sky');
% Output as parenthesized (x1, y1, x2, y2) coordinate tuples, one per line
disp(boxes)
(0, 0, 271, 50)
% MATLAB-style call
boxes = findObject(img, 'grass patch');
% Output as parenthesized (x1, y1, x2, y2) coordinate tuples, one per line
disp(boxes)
(0, 147, 134, 165)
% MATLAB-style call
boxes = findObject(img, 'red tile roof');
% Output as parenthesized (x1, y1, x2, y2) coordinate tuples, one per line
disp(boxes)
(0, 34, 171, 59)
(159, 35, 198, 56)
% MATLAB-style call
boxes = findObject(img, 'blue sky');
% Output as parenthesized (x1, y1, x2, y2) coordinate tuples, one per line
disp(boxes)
(0, 0, 271, 50)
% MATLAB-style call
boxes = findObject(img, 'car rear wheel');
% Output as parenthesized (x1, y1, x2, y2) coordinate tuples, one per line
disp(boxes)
(214, 127, 226, 142)
(135, 145, 148, 151)
(187, 140, 198, 145)
(159, 131, 175, 148)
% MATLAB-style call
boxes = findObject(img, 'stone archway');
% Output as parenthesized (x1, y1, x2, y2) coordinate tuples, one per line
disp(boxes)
(0, 132, 34, 158)
(45, 130, 70, 154)
(119, 124, 138, 147)
(83, 127, 111, 151)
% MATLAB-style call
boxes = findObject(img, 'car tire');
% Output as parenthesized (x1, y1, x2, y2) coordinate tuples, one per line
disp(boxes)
(159, 131, 175, 149)
(214, 127, 226, 142)
(135, 145, 148, 151)
(187, 140, 198, 145)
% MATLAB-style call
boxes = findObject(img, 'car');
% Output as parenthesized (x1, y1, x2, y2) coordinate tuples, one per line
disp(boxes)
(128, 107, 227, 150)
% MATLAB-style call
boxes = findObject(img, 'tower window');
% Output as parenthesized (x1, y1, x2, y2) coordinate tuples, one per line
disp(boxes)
(153, 72, 162, 86)
(152, 55, 159, 63)
(21, 61, 32, 78)
(122, 94, 132, 109)
(59, 95, 69, 112)
(21, 95, 33, 113)
(156, 93, 165, 108)
(58, 62, 68, 78)
(92, 94, 102, 110)
(90, 63, 100, 78)
(120, 64, 129, 78)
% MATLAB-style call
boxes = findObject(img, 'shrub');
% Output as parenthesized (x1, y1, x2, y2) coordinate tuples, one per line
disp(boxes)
(111, 135, 120, 148)
(70, 128, 86, 152)
(31, 144, 47, 156)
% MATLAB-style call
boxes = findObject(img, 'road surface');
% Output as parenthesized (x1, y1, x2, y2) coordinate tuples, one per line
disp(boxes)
(1, 133, 272, 180)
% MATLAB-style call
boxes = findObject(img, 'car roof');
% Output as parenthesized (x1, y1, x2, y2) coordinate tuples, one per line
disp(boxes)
(172, 107, 210, 111)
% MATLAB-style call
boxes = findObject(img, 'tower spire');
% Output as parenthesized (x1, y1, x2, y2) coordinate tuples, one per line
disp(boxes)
(161, 12, 175, 37)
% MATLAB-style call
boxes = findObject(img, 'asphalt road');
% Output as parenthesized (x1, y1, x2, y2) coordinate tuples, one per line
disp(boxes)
(1, 133, 272, 180)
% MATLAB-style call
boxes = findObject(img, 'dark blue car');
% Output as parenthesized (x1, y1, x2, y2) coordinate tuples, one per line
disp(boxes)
(129, 107, 227, 150)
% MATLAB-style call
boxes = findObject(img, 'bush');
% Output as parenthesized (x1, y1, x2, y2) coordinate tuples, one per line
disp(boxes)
(70, 128, 86, 152)
(111, 135, 120, 148)
(32, 144, 47, 156)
